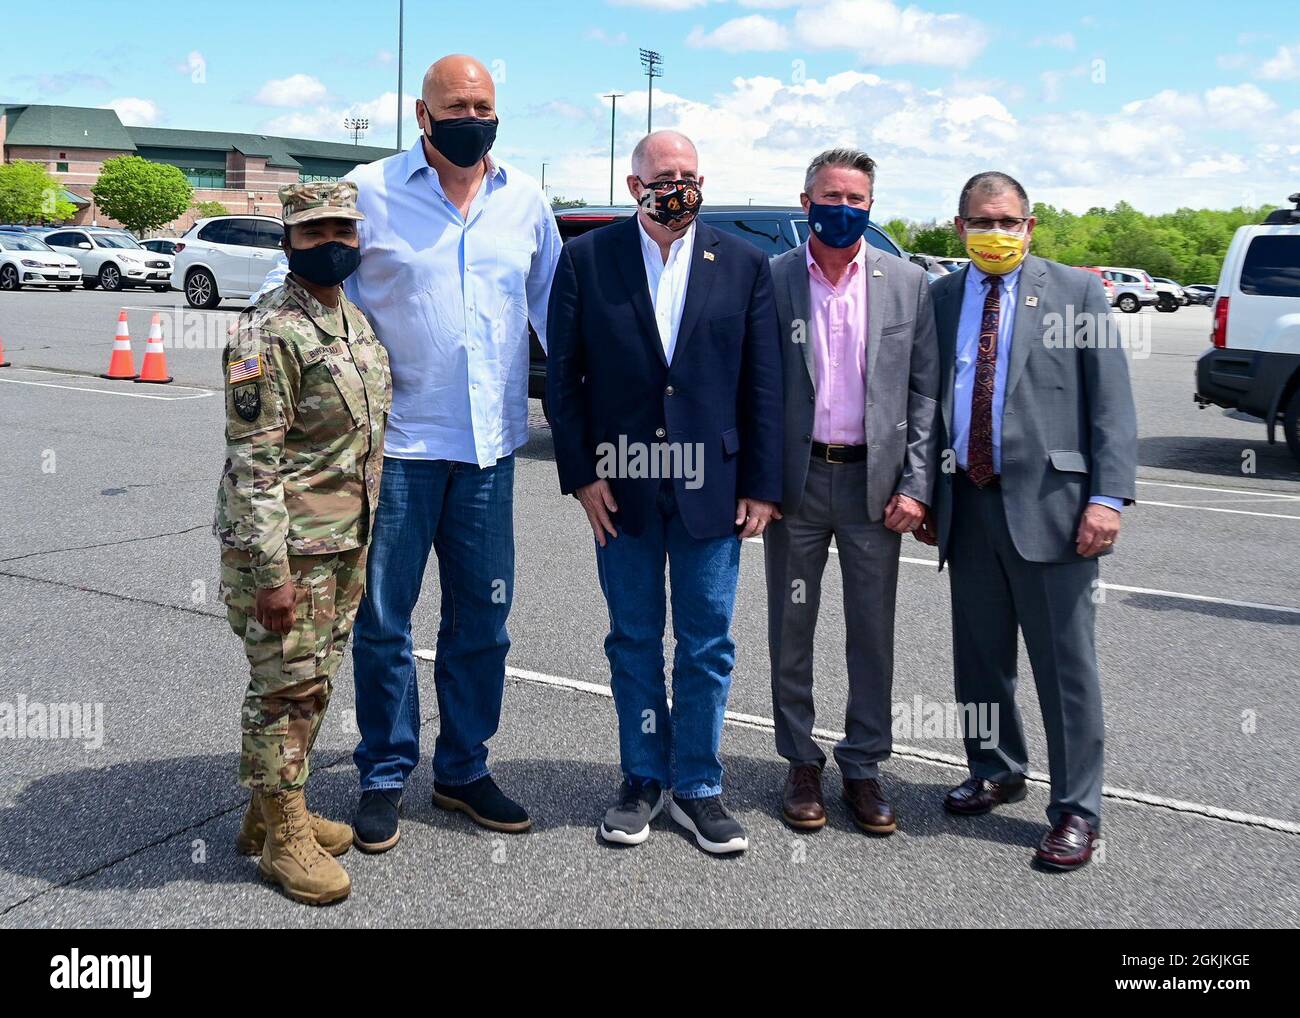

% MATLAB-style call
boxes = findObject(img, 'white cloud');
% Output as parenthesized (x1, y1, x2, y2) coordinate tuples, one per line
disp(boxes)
(608, 0, 713, 8)
(1258, 43, 1300, 80)
(536, 70, 1300, 218)
(254, 74, 328, 108)
(103, 97, 161, 127)
(680, 0, 987, 67)
(584, 28, 630, 45)
(1032, 33, 1076, 50)
(261, 91, 419, 143)
(687, 15, 788, 52)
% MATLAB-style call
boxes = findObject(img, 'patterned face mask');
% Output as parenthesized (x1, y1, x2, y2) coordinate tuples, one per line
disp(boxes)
(637, 177, 703, 231)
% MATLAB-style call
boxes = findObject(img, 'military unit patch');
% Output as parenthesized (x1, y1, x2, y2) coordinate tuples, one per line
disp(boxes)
(233, 384, 261, 422)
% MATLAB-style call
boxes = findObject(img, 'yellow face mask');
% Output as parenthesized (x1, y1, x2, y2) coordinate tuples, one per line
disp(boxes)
(963, 227, 1027, 275)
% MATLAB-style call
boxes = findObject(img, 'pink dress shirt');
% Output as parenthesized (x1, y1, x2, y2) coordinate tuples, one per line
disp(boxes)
(807, 241, 868, 445)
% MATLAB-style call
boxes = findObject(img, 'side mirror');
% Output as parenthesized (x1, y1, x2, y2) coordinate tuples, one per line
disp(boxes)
(78, 242, 92, 250)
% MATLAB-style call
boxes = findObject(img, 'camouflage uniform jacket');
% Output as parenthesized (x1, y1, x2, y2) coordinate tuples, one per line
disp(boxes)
(214, 274, 391, 589)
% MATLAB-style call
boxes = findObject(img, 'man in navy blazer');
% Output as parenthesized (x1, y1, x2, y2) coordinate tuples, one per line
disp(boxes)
(546, 130, 782, 855)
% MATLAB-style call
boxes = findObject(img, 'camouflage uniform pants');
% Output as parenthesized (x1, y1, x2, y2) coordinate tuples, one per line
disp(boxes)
(221, 546, 368, 792)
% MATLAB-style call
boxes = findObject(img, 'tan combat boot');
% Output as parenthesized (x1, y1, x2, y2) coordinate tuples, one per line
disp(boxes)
(236, 791, 353, 857)
(258, 788, 351, 905)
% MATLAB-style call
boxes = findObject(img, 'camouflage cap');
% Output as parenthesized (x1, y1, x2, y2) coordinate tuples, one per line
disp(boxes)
(278, 180, 365, 226)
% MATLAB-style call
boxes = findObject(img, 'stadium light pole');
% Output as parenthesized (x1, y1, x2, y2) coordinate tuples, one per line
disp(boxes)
(603, 92, 625, 205)
(639, 48, 662, 133)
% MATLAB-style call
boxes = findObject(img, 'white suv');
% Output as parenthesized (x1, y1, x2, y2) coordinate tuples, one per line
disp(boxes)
(42, 227, 173, 292)
(0, 231, 82, 291)
(1195, 194, 1300, 462)
(172, 215, 284, 308)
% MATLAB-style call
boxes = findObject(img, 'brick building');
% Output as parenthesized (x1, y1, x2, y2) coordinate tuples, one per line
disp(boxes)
(0, 104, 395, 235)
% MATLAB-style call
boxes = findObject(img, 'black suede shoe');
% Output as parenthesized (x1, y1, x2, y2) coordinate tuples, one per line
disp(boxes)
(432, 775, 531, 833)
(353, 788, 402, 853)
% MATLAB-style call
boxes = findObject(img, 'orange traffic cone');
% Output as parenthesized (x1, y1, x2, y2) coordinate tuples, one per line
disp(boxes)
(0, 333, 10, 368)
(135, 312, 173, 384)
(101, 310, 137, 380)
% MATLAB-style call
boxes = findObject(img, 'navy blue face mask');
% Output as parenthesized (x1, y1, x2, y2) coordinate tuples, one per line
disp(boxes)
(807, 201, 871, 249)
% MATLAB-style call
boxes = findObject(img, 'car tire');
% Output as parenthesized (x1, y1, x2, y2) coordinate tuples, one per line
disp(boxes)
(57, 286, 75, 292)
(1118, 294, 1138, 313)
(0, 264, 20, 291)
(82, 278, 99, 290)
(185, 268, 220, 309)
(99, 264, 123, 292)
(1284, 387, 1300, 466)
(151, 285, 169, 292)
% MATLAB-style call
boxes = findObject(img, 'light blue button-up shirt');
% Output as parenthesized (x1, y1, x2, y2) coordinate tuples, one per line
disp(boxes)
(257, 140, 562, 467)
(953, 263, 1122, 511)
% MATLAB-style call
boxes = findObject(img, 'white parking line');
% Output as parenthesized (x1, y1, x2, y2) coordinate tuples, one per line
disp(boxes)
(0, 372, 213, 401)
(1138, 500, 1300, 521)
(743, 539, 1300, 615)
(1137, 480, 1300, 501)
(412, 649, 1300, 837)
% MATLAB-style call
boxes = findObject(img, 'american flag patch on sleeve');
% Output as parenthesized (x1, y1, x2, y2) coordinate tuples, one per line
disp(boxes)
(228, 355, 262, 384)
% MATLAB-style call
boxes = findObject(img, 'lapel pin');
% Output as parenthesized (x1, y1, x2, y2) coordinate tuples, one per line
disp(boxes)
(1025, 295, 1039, 307)
(872, 269, 883, 277)
(703, 250, 715, 262)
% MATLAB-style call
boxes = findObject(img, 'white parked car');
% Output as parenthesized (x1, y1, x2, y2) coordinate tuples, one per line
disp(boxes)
(172, 215, 284, 309)
(1195, 194, 1300, 462)
(0, 231, 83, 291)
(42, 226, 173, 292)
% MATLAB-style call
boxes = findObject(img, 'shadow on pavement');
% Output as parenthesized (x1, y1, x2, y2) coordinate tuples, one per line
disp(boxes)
(1138, 435, 1299, 481)
(1116, 591, 1298, 625)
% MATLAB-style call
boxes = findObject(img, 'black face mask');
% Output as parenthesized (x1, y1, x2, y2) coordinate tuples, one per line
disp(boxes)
(422, 107, 498, 168)
(637, 177, 703, 231)
(288, 241, 361, 288)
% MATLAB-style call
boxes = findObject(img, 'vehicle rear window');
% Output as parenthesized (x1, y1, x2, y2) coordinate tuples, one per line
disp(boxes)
(1240, 236, 1300, 298)
(254, 221, 285, 249)
(710, 218, 793, 256)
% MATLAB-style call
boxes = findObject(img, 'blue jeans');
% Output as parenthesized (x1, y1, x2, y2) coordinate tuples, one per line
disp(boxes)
(594, 483, 742, 799)
(351, 454, 515, 790)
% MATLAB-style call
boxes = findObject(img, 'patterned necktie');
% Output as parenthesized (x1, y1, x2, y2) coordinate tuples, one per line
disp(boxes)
(966, 276, 1000, 486)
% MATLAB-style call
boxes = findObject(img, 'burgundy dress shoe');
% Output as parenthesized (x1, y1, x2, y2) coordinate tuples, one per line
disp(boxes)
(943, 776, 1027, 816)
(842, 777, 896, 835)
(1034, 815, 1097, 871)
(782, 764, 826, 831)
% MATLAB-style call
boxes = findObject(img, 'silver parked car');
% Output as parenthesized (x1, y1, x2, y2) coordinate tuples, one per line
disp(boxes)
(42, 226, 173, 292)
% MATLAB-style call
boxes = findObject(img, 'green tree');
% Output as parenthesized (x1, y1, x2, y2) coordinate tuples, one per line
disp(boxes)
(0, 160, 77, 224)
(193, 199, 229, 218)
(550, 195, 587, 209)
(92, 156, 193, 234)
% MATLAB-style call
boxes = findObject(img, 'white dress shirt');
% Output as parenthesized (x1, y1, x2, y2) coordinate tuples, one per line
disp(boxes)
(254, 140, 562, 467)
(637, 216, 695, 364)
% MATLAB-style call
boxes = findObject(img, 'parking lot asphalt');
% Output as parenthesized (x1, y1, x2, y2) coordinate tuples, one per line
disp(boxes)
(0, 289, 1296, 928)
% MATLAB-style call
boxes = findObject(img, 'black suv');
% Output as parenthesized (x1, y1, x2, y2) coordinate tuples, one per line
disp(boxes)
(529, 205, 903, 416)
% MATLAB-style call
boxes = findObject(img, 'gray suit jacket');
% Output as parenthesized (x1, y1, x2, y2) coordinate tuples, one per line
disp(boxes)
(931, 254, 1138, 566)
(770, 242, 939, 521)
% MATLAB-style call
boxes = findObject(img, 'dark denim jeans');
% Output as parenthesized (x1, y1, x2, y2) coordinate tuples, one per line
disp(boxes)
(351, 454, 515, 790)
(594, 483, 741, 799)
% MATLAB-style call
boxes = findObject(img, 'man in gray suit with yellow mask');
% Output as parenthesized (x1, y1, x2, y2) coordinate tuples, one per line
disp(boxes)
(764, 148, 939, 836)
(918, 171, 1137, 871)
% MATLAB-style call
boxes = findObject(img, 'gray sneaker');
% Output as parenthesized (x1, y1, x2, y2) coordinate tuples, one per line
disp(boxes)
(669, 794, 748, 855)
(598, 780, 664, 845)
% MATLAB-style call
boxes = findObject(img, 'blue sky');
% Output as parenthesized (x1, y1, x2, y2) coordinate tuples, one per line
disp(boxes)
(3, 0, 1296, 218)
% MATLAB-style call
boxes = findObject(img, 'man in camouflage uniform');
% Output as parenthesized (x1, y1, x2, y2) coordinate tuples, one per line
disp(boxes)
(215, 180, 391, 905)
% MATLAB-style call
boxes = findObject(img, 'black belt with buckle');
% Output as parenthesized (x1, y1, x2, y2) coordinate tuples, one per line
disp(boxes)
(811, 441, 867, 464)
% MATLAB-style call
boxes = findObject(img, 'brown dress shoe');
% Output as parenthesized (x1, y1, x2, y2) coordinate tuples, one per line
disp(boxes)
(1035, 815, 1097, 871)
(782, 764, 826, 830)
(842, 777, 896, 835)
(943, 776, 1028, 816)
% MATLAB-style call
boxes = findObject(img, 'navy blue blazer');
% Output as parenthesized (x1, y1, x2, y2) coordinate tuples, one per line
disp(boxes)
(546, 216, 783, 540)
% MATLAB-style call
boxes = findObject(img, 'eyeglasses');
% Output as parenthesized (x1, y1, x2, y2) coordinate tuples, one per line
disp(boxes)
(962, 216, 1029, 231)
